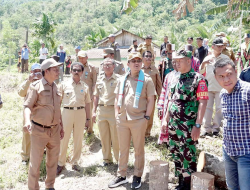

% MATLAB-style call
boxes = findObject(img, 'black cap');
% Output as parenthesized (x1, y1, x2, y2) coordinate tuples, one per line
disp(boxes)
(212, 38, 224, 46)
(145, 35, 152, 39)
(196, 37, 204, 40)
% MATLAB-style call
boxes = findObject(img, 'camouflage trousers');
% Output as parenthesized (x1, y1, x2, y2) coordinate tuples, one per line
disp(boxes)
(168, 117, 197, 178)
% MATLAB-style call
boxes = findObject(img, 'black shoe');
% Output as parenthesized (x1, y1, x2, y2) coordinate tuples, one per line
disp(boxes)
(108, 176, 128, 188)
(72, 164, 81, 172)
(45, 188, 55, 190)
(103, 162, 113, 167)
(131, 176, 141, 189)
(213, 131, 219, 136)
(175, 175, 184, 190)
(200, 131, 212, 138)
(56, 165, 64, 176)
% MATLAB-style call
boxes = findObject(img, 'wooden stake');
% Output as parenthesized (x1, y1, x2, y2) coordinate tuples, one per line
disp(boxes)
(149, 160, 169, 190)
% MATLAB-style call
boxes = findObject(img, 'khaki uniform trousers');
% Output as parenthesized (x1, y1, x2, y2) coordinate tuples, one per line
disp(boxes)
(28, 124, 60, 190)
(98, 106, 119, 163)
(203, 91, 223, 133)
(58, 108, 86, 166)
(145, 99, 156, 136)
(117, 118, 147, 177)
(87, 102, 94, 133)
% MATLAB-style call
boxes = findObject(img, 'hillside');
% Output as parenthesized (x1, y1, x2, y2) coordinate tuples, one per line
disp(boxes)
(0, 0, 230, 67)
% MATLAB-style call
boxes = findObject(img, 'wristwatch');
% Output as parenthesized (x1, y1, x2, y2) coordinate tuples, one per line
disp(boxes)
(86, 118, 91, 121)
(195, 124, 201, 128)
(144, 115, 150, 120)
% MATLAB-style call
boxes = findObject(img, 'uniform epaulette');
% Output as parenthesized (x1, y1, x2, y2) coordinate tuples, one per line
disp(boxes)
(115, 74, 121, 78)
(31, 80, 40, 86)
(144, 73, 151, 78)
(115, 60, 122, 65)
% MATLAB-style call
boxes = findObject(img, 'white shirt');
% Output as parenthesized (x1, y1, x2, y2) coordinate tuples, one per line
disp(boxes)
(39, 47, 48, 59)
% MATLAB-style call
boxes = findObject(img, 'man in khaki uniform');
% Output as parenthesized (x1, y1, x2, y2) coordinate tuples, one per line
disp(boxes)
(23, 58, 64, 190)
(78, 50, 97, 134)
(222, 37, 236, 64)
(108, 52, 155, 189)
(141, 51, 162, 137)
(93, 58, 120, 166)
(57, 62, 91, 175)
(18, 63, 42, 165)
(138, 35, 155, 65)
(108, 34, 121, 61)
(99, 48, 125, 75)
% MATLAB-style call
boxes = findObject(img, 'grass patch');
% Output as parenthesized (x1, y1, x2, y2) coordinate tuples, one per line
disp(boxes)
(81, 165, 99, 176)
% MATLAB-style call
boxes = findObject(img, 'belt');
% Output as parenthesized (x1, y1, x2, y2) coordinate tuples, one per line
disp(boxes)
(32, 120, 55, 128)
(98, 104, 114, 107)
(64, 106, 85, 110)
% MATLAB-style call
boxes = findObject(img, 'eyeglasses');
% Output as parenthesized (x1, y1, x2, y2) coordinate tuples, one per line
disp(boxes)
(103, 64, 113, 68)
(72, 69, 82, 73)
(130, 59, 142, 63)
(144, 55, 152, 58)
(167, 53, 172, 55)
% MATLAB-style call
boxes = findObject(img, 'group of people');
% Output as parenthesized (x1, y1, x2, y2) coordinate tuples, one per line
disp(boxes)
(9, 31, 250, 190)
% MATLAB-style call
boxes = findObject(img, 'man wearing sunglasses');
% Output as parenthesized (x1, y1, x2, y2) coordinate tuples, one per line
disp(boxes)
(57, 62, 91, 175)
(99, 48, 125, 76)
(108, 52, 155, 189)
(141, 51, 162, 137)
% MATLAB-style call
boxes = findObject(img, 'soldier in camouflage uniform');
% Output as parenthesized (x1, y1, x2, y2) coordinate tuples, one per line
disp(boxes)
(162, 50, 208, 190)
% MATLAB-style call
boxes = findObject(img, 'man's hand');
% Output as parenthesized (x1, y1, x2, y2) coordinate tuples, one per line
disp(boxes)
(85, 120, 89, 130)
(23, 121, 31, 134)
(36, 72, 43, 79)
(191, 127, 201, 141)
(92, 113, 97, 123)
(161, 120, 168, 134)
(60, 126, 64, 140)
(28, 73, 35, 82)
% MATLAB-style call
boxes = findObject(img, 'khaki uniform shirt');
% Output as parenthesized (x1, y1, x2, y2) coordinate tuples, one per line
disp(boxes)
(18, 80, 31, 97)
(24, 78, 61, 126)
(114, 73, 156, 121)
(138, 42, 155, 65)
(99, 60, 125, 76)
(80, 62, 97, 98)
(59, 79, 91, 107)
(94, 73, 120, 106)
(141, 65, 162, 97)
(200, 53, 229, 92)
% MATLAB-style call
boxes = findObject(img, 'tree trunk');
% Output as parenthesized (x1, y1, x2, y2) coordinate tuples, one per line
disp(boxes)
(149, 160, 169, 190)
(198, 152, 227, 189)
(191, 172, 215, 190)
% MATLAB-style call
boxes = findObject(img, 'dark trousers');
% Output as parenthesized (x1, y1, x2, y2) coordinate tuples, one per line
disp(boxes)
(21, 59, 28, 73)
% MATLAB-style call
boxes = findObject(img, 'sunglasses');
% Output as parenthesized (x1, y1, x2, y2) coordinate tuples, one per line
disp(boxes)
(144, 55, 152, 58)
(130, 59, 142, 63)
(72, 69, 82, 73)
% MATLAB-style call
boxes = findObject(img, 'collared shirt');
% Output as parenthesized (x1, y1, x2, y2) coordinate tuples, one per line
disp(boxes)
(220, 79, 250, 156)
(59, 79, 91, 107)
(18, 79, 31, 97)
(94, 73, 120, 106)
(199, 53, 229, 92)
(80, 62, 97, 98)
(194, 46, 208, 63)
(24, 78, 61, 126)
(99, 60, 125, 76)
(56, 50, 66, 63)
(114, 73, 156, 121)
(21, 48, 29, 60)
(39, 47, 48, 59)
(141, 64, 162, 97)
(191, 56, 200, 73)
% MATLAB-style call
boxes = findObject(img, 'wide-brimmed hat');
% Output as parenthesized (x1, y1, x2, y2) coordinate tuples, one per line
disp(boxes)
(101, 48, 114, 56)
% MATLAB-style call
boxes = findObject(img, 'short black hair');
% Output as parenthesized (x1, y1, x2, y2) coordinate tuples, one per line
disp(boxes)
(42, 68, 51, 77)
(71, 62, 84, 72)
(187, 37, 193, 40)
(196, 37, 204, 40)
(133, 39, 137, 43)
(213, 58, 235, 74)
(142, 51, 152, 57)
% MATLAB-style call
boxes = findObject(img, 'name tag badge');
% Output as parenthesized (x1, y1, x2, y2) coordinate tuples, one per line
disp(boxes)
(80, 89, 84, 94)
(85, 71, 88, 78)
(110, 82, 113, 87)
